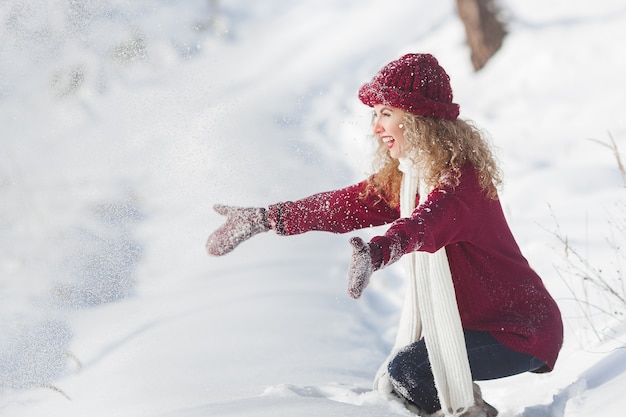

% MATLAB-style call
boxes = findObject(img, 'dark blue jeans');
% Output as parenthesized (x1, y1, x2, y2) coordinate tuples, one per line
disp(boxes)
(387, 330, 545, 414)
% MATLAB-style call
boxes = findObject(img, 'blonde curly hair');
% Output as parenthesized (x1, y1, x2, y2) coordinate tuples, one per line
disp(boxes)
(363, 112, 502, 209)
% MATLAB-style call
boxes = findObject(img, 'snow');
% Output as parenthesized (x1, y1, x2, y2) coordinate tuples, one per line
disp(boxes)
(1, 0, 625, 416)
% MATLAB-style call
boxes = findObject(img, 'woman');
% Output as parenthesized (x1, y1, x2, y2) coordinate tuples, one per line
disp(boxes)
(206, 53, 563, 417)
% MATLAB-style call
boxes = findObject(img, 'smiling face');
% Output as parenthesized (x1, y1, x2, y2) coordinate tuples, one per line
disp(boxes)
(372, 104, 407, 159)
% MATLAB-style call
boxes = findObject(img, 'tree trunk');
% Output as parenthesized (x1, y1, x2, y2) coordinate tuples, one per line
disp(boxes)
(456, 0, 507, 71)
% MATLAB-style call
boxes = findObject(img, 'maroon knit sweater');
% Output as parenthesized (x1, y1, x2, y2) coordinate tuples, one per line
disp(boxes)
(267, 165, 563, 371)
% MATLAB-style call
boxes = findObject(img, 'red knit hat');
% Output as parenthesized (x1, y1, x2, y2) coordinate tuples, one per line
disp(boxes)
(358, 53, 460, 120)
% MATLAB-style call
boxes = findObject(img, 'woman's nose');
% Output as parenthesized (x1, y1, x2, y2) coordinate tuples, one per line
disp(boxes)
(373, 118, 383, 134)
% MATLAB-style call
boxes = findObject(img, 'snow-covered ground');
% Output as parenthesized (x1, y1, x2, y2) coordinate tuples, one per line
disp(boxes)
(1, 0, 625, 416)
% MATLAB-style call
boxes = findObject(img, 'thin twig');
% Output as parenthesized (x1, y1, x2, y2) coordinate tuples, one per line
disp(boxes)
(588, 131, 626, 187)
(39, 384, 72, 400)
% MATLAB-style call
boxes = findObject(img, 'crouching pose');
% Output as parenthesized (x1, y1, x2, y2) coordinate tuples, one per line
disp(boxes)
(206, 53, 563, 417)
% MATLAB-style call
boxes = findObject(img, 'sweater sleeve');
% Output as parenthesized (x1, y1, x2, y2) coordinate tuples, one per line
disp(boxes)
(370, 167, 482, 267)
(266, 180, 400, 236)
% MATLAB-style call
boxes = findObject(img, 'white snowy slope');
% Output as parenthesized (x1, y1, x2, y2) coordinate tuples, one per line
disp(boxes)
(0, 0, 625, 416)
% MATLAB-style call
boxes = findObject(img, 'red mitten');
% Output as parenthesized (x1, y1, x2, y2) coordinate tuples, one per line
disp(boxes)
(206, 204, 270, 256)
(347, 236, 375, 299)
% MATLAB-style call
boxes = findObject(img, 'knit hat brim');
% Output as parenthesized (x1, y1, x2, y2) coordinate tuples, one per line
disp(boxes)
(358, 81, 460, 120)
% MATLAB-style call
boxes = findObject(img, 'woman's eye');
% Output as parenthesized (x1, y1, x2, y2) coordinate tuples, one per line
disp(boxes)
(372, 110, 391, 119)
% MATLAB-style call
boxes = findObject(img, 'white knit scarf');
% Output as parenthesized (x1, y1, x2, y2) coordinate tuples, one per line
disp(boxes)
(374, 157, 474, 416)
